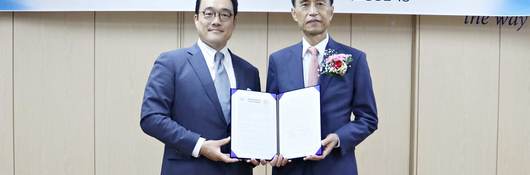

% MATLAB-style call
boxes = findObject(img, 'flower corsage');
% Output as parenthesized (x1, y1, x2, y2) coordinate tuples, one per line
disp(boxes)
(319, 49, 353, 76)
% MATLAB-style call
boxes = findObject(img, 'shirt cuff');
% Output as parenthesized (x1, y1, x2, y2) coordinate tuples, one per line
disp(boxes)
(191, 137, 206, 158)
(335, 137, 341, 148)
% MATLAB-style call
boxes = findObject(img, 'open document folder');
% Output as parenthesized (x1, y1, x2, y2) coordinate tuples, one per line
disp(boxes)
(230, 86, 322, 160)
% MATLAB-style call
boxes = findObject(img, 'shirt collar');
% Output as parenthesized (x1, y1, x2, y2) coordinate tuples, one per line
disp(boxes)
(197, 39, 229, 59)
(302, 33, 329, 57)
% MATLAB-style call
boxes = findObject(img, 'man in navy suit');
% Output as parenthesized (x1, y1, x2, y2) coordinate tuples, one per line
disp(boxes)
(266, 0, 378, 174)
(140, 0, 261, 174)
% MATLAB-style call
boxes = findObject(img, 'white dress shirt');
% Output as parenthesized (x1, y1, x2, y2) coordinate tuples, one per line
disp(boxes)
(191, 39, 237, 157)
(302, 34, 329, 87)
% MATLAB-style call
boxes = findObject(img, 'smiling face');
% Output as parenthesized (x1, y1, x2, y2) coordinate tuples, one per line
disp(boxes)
(291, 0, 334, 37)
(194, 0, 236, 50)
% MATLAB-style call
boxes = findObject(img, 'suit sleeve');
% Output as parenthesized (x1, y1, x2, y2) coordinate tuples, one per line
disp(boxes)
(335, 52, 378, 155)
(140, 54, 200, 156)
(266, 55, 279, 94)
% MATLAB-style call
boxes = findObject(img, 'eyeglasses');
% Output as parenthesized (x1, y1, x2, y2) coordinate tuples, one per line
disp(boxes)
(200, 9, 234, 22)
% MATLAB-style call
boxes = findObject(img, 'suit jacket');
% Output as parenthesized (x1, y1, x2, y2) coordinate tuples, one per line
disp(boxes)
(266, 37, 378, 175)
(141, 43, 260, 175)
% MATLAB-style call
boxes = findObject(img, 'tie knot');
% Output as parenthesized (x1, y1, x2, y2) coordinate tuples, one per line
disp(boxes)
(308, 47, 318, 56)
(214, 51, 224, 65)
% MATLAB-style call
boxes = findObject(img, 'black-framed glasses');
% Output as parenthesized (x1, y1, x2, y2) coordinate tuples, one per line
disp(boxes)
(200, 9, 234, 22)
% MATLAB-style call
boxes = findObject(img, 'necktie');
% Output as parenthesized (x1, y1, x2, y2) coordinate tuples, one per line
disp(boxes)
(214, 52, 231, 123)
(307, 47, 319, 87)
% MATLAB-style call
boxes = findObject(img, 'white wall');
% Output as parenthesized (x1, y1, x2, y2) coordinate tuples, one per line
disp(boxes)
(0, 12, 14, 175)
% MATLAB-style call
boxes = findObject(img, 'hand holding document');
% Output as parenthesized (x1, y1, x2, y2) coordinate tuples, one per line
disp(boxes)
(230, 86, 322, 160)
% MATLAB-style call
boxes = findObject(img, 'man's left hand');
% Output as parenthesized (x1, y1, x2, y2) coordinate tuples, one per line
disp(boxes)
(246, 159, 267, 166)
(303, 133, 339, 161)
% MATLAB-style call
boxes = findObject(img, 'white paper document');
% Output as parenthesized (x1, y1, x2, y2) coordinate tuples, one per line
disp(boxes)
(230, 86, 322, 160)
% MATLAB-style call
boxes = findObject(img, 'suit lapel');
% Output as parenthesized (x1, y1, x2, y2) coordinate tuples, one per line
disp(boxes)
(288, 42, 305, 90)
(319, 38, 340, 94)
(186, 44, 227, 125)
(229, 50, 245, 90)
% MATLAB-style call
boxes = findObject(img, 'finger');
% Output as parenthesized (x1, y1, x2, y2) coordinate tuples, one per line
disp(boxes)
(313, 156, 325, 160)
(275, 155, 283, 167)
(246, 159, 257, 165)
(322, 144, 335, 157)
(303, 155, 311, 161)
(221, 154, 239, 163)
(217, 137, 231, 146)
(248, 159, 259, 166)
(321, 136, 332, 146)
(306, 155, 324, 161)
(260, 159, 268, 165)
(280, 158, 289, 166)
(269, 155, 278, 166)
(221, 155, 239, 163)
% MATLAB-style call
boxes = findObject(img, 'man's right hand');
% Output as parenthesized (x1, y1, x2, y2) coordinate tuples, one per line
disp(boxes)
(269, 154, 291, 167)
(199, 137, 239, 163)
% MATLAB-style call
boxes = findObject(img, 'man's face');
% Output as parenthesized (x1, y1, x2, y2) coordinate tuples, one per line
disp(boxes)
(194, 0, 236, 49)
(291, 0, 334, 36)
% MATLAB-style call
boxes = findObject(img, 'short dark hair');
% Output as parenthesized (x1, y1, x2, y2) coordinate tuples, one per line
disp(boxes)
(291, 0, 334, 7)
(195, 0, 239, 16)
